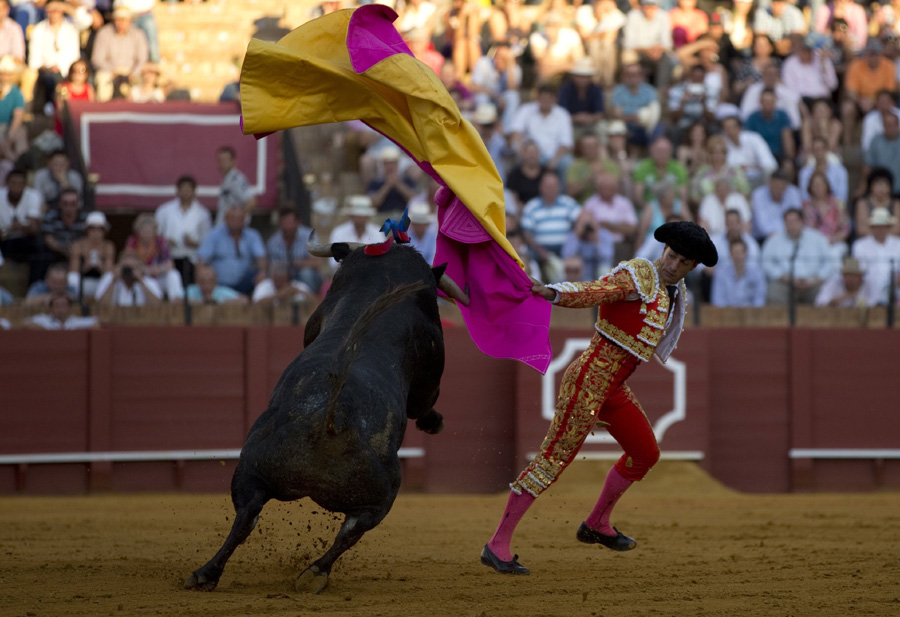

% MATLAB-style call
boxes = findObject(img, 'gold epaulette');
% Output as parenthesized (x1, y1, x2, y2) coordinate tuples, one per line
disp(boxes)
(608, 258, 659, 303)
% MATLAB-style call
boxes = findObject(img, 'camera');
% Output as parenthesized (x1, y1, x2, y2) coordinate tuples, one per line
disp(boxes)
(686, 83, 705, 97)
(121, 266, 134, 279)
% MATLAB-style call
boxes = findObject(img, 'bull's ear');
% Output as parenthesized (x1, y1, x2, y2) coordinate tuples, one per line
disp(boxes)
(332, 243, 353, 262)
(431, 263, 448, 282)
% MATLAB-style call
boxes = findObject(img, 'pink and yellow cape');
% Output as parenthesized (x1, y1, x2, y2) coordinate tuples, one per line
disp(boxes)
(240, 4, 551, 372)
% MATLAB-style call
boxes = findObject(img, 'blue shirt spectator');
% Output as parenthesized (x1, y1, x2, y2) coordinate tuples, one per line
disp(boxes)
(266, 207, 322, 293)
(196, 208, 267, 295)
(745, 105, 792, 159)
(711, 240, 767, 307)
(710, 209, 761, 270)
(185, 284, 243, 304)
(797, 137, 848, 207)
(520, 173, 582, 256)
(750, 172, 803, 242)
(25, 263, 77, 305)
(558, 61, 604, 132)
(864, 113, 900, 191)
(611, 78, 657, 118)
(366, 146, 419, 214)
(558, 79, 604, 116)
(761, 210, 836, 283)
(186, 265, 247, 304)
(611, 64, 659, 146)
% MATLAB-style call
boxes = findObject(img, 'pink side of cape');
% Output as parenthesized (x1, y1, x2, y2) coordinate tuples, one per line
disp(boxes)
(433, 188, 552, 373)
(349, 6, 551, 373)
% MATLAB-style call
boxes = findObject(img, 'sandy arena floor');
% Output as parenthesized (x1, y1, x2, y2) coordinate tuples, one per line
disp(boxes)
(1, 462, 898, 617)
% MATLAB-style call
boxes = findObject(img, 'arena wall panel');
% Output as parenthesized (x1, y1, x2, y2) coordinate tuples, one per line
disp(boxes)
(424, 328, 518, 493)
(105, 328, 247, 452)
(0, 331, 91, 493)
(1, 327, 898, 494)
(708, 330, 792, 493)
(789, 329, 900, 491)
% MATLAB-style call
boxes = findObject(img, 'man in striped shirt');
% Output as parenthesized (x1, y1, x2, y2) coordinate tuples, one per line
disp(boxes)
(520, 171, 582, 281)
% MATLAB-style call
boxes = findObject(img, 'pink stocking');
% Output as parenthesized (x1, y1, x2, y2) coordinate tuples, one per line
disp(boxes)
(486, 490, 535, 561)
(584, 466, 633, 536)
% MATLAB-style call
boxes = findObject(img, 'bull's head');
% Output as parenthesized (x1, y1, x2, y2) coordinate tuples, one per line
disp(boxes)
(307, 233, 470, 306)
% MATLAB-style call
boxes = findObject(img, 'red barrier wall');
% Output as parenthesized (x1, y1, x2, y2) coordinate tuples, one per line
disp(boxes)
(424, 328, 517, 493)
(707, 330, 792, 493)
(2, 327, 899, 495)
(0, 331, 91, 493)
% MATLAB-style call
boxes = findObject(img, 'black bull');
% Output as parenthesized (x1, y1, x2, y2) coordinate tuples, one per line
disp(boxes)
(184, 240, 469, 593)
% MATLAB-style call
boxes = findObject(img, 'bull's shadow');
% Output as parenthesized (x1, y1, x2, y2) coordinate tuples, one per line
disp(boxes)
(184, 240, 468, 593)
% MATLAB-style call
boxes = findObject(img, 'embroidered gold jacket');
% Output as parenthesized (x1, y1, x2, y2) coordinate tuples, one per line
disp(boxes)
(546, 258, 687, 362)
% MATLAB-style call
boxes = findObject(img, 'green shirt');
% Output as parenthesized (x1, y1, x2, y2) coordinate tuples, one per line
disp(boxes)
(633, 159, 688, 207)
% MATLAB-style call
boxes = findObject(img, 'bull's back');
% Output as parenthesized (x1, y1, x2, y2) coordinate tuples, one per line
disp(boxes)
(237, 351, 408, 504)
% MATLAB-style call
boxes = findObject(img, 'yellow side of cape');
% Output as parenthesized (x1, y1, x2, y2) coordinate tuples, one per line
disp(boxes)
(239, 8, 521, 268)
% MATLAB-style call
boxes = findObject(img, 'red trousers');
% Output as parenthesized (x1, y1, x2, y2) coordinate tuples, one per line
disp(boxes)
(512, 336, 661, 498)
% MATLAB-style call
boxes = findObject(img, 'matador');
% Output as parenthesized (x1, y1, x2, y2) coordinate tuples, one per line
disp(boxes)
(481, 221, 718, 575)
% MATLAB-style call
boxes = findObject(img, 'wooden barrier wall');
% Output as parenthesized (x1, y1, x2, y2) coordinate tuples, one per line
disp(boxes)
(1, 326, 898, 495)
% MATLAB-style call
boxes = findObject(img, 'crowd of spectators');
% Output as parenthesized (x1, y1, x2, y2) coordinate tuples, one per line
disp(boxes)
(6, 0, 900, 332)
(1, 144, 318, 329)
(329, 0, 900, 311)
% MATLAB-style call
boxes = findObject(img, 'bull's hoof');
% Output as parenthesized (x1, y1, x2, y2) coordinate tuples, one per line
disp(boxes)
(415, 410, 444, 435)
(183, 570, 219, 592)
(296, 565, 329, 594)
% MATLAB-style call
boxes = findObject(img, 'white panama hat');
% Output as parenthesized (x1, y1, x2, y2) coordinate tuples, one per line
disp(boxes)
(344, 194, 376, 217)
(408, 202, 435, 224)
(869, 207, 897, 227)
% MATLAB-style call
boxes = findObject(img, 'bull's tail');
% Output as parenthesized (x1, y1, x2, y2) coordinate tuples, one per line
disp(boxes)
(325, 280, 429, 435)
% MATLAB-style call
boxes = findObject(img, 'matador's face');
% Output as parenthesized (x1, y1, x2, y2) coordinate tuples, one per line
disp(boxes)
(658, 246, 698, 286)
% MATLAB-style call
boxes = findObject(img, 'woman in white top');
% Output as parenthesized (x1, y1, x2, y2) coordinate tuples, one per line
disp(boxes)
(699, 176, 752, 236)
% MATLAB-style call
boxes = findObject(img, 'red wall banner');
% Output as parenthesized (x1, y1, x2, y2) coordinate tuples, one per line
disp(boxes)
(66, 101, 280, 211)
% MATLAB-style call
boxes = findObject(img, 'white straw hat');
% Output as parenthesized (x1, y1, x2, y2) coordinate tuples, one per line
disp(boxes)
(869, 207, 897, 227)
(408, 202, 434, 224)
(86, 211, 109, 229)
(344, 195, 376, 217)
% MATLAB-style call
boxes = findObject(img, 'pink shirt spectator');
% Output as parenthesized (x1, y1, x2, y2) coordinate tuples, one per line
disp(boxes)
(813, 2, 869, 52)
(125, 234, 171, 267)
(781, 50, 838, 99)
(582, 193, 638, 245)
(0, 15, 25, 62)
(803, 197, 850, 241)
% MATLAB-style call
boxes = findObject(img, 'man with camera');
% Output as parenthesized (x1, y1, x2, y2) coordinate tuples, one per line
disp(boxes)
(668, 64, 714, 141)
(94, 251, 162, 306)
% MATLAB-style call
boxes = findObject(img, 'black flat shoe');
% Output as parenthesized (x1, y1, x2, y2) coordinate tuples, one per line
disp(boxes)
(576, 523, 637, 551)
(480, 544, 530, 575)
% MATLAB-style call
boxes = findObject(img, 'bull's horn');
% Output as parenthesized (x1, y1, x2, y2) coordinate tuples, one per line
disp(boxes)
(306, 231, 365, 258)
(306, 230, 334, 257)
(438, 274, 470, 306)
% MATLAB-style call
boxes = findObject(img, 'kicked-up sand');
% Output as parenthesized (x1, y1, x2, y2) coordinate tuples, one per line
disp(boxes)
(1, 462, 898, 617)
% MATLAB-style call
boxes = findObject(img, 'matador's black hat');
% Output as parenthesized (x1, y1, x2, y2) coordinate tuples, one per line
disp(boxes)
(654, 221, 718, 267)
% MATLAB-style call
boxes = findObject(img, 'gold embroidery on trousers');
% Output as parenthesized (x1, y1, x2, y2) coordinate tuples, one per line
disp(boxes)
(512, 339, 633, 497)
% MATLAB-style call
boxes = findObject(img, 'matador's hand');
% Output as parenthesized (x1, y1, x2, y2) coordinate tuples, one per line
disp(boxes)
(530, 277, 556, 301)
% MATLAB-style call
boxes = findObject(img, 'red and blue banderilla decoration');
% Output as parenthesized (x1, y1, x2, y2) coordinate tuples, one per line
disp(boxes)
(364, 208, 411, 256)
